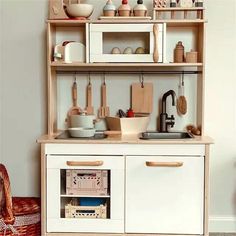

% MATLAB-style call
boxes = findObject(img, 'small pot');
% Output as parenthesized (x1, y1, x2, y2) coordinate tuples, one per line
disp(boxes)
(70, 114, 96, 128)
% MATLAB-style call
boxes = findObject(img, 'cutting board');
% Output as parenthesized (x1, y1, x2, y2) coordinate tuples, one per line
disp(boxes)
(131, 83, 153, 113)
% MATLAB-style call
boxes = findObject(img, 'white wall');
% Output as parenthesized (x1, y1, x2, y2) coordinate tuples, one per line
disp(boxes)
(205, 0, 236, 232)
(0, 0, 236, 232)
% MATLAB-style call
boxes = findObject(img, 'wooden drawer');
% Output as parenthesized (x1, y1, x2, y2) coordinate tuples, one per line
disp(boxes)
(125, 155, 204, 234)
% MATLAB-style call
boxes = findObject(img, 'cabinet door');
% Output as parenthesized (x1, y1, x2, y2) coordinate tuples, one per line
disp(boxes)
(47, 155, 124, 233)
(125, 155, 204, 234)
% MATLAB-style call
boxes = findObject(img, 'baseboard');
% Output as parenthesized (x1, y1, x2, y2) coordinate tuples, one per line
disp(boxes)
(209, 216, 236, 232)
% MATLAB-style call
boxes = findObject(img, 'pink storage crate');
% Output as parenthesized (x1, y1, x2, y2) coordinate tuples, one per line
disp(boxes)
(66, 170, 108, 196)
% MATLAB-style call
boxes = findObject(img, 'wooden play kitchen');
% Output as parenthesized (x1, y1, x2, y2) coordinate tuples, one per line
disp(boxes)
(38, 0, 213, 235)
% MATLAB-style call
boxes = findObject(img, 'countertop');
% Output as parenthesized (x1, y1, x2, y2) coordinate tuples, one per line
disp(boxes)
(37, 131, 214, 145)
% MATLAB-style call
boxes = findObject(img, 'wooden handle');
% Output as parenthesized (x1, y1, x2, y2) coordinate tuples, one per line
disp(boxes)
(72, 82, 77, 106)
(102, 84, 107, 107)
(146, 161, 183, 167)
(87, 84, 92, 107)
(66, 161, 104, 167)
(104, 131, 121, 135)
(153, 24, 159, 63)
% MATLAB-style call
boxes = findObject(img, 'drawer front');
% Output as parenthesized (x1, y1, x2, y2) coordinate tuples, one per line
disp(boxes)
(47, 155, 124, 170)
(47, 155, 125, 233)
(125, 155, 204, 234)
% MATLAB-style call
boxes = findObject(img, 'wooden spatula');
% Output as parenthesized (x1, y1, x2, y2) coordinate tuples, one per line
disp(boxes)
(98, 82, 110, 118)
(85, 81, 94, 115)
(131, 82, 153, 114)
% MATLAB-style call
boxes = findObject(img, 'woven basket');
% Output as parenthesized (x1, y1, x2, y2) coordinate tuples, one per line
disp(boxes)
(0, 164, 41, 236)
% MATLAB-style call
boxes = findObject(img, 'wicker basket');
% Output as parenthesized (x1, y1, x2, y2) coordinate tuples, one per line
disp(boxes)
(0, 164, 41, 236)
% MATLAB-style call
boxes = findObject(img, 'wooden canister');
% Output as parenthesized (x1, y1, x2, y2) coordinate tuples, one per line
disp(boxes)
(174, 41, 184, 63)
(186, 50, 198, 63)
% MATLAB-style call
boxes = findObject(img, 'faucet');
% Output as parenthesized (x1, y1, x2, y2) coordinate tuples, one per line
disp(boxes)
(160, 90, 176, 132)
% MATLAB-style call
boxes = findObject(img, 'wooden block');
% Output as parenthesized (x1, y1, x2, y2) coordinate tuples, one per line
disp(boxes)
(131, 83, 153, 113)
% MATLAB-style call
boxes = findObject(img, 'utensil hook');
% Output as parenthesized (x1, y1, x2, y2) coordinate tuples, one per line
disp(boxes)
(181, 72, 184, 86)
(88, 73, 91, 85)
(140, 73, 144, 88)
(103, 73, 106, 85)
(74, 72, 77, 83)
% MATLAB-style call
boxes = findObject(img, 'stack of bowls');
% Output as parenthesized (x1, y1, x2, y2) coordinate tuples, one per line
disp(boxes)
(68, 114, 96, 138)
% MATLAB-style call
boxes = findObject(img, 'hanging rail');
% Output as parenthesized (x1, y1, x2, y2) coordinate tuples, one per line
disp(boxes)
(56, 71, 201, 75)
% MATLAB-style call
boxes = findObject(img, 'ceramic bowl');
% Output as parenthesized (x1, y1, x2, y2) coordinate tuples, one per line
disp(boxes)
(68, 127, 96, 138)
(66, 4, 94, 18)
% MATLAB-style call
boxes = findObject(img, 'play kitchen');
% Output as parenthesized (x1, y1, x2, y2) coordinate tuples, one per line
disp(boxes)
(39, 0, 212, 236)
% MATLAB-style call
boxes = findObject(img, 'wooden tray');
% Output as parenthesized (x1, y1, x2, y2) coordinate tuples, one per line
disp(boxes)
(99, 16, 152, 21)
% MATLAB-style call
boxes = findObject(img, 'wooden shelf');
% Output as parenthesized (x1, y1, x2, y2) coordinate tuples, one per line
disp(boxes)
(61, 195, 110, 198)
(50, 62, 203, 72)
(47, 19, 206, 27)
(154, 7, 205, 11)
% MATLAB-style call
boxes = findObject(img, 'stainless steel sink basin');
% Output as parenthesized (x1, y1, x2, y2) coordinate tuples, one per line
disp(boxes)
(140, 132, 193, 140)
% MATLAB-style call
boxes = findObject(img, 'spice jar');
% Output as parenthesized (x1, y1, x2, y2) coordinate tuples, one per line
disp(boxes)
(103, 0, 116, 17)
(133, 0, 147, 17)
(174, 41, 185, 63)
(118, 0, 131, 16)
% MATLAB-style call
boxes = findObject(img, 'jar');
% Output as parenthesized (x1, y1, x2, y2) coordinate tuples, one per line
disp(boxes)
(133, 0, 147, 17)
(103, 0, 116, 17)
(174, 41, 185, 63)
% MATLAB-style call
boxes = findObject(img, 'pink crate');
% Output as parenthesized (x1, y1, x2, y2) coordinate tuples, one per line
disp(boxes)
(66, 170, 108, 196)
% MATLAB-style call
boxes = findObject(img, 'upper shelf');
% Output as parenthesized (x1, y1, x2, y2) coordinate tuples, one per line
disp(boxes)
(50, 62, 203, 72)
(47, 19, 207, 27)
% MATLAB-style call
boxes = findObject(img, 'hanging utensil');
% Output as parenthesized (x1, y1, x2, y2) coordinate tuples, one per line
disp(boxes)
(131, 74, 153, 114)
(98, 74, 110, 118)
(85, 74, 94, 115)
(67, 74, 82, 119)
(177, 73, 187, 115)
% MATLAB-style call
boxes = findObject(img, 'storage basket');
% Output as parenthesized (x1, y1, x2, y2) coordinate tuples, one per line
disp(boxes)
(65, 203, 107, 219)
(0, 164, 40, 236)
(66, 170, 108, 196)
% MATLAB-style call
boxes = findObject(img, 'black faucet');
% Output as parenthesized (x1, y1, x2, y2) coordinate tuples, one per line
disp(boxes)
(160, 90, 176, 132)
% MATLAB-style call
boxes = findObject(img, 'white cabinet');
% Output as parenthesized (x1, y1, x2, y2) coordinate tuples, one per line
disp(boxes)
(46, 155, 125, 233)
(89, 23, 165, 63)
(125, 155, 204, 234)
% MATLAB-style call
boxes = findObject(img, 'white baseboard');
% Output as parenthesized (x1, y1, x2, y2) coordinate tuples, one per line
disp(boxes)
(209, 216, 236, 232)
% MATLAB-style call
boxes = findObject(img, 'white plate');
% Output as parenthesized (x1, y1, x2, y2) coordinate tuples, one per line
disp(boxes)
(68, 128, 96, 138)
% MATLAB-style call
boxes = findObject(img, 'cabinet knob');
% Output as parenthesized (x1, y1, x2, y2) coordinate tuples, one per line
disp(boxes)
(146, 161, 183, 167)
(66, 161, 104, 167)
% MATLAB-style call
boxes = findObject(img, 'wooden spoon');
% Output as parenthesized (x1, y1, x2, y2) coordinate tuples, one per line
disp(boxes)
(67, 79, 82, 119)
(177, 75, 187, 115)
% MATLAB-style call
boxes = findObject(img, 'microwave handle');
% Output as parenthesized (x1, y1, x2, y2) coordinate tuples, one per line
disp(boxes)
(153, 24, 159, 63)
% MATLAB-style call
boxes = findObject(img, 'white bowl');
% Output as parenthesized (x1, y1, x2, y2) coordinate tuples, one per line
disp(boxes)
(66, 4, 94, 18)
(68, 128, 96, 138)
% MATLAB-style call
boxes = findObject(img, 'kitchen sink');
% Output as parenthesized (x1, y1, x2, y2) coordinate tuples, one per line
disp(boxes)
(140, 131, 193, 140)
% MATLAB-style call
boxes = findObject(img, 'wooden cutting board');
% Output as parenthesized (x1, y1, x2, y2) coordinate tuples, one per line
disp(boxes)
(131, 83, 153, 114)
